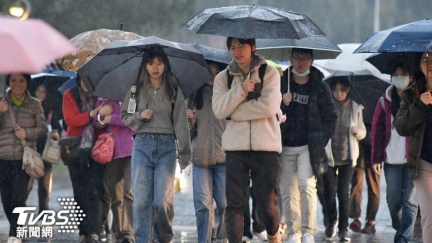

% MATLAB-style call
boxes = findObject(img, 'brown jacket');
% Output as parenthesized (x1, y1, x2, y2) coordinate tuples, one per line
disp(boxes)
(0, 90, 48, 160)
(393, 86, 428, 179)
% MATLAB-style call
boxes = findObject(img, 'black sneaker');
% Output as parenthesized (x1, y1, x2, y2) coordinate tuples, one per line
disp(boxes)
(338, 230, 351, 242)
(325, 221, 338, 238)
(121, 237, 133, 243)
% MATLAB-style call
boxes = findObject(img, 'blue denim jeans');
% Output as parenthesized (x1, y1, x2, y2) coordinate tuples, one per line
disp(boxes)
(192, 163, 227, 242)
(384, 163, 418, 242)
(131, 133, 177, 243)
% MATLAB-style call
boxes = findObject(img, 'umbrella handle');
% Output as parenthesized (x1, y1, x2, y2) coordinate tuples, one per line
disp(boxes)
(287, 66, 290, 93)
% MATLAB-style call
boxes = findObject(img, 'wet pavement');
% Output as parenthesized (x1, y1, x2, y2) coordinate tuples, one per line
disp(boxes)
(0, 164, 423, 242)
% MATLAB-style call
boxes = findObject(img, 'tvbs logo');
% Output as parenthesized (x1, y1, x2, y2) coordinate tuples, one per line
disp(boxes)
(13, 197, 85, 234)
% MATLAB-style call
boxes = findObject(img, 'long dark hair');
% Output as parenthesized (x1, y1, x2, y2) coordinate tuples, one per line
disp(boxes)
(191, 61, 226, 110)
(136, 46, 177, 102)
(411, 53, 428, 98)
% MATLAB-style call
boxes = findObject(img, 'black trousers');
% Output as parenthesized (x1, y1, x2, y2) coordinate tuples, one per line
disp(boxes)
(0, 159, 31, 237)
(323, 164, 355, 231)
(225, 151, 280, 243)
(68, 159, 105, 237)
(243, 181, 266, 238)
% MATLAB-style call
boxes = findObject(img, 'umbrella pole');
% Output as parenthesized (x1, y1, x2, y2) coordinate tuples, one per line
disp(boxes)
(287, 66, 290, 93)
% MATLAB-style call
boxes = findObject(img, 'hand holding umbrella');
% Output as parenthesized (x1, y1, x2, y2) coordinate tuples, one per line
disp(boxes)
(282, 92, 293, 106)
(0, 98, 8, 113)
(140, 109, 154, 122)
(242, 78, 256, 93)
(420, 90, 432, 105)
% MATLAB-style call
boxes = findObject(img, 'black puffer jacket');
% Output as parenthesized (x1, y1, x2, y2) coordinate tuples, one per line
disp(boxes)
(280, 66, 337, 176)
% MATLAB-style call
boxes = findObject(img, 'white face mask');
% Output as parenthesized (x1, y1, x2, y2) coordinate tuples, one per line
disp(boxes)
(292, 68, 310, 77)
(392, 76, 409, 89)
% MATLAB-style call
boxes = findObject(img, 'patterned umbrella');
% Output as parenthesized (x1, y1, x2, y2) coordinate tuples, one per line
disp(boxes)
(59, 28, 143, 72)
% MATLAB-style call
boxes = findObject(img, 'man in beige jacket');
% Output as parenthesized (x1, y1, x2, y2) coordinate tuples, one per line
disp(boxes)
(212, 37, 282, 243)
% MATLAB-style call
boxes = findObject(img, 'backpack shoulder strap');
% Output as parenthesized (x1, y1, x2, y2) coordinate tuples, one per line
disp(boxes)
(258, 64, 267, 92)
(226, 69, 233, 89)
(226, 64, 267, 90)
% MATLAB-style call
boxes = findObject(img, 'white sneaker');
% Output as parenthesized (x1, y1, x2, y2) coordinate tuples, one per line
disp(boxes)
(287, 233, 301, 243)
(301, 233, 315, 243)
(242, 235, 252, 243)
(7, 237, 22, 243)
(252, 230, 268, 242)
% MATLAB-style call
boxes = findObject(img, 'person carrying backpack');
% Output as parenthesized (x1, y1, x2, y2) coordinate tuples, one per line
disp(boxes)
(212, 37, 282, 243)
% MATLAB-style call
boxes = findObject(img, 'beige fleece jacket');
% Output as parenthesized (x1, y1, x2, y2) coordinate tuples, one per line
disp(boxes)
(212, 56, 282, 153)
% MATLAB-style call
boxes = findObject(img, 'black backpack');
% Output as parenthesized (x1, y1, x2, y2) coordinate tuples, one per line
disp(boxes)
(227, 64, 267, 101)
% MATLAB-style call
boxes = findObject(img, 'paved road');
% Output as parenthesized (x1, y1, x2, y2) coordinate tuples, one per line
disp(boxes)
(0, 164, 423, 242)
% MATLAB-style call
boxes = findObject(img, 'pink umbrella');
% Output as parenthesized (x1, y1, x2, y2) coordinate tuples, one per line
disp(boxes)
(0, 16, 77, 74)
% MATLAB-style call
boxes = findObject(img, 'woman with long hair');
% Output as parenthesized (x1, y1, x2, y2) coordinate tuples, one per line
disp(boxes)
(187, 61, 227, 242)
(121, 47, 191, 243)
(393, 52, 432, 243)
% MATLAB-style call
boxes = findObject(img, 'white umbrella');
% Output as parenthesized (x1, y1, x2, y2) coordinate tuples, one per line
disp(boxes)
(313, 43, 390, 82)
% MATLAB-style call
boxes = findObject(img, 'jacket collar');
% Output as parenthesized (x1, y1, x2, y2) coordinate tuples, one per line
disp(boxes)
(227, 54, 266, 77)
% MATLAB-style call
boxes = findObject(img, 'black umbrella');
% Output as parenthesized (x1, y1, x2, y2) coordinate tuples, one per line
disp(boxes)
(324, 70, 390, 124)
(189, 43, 232, 65)
(77, 36, 212, 101)
(183, 4, 325, 39)
(256, 37, 342, 61)
(30, 69, 76, 96)
(366, 52, 417, 75)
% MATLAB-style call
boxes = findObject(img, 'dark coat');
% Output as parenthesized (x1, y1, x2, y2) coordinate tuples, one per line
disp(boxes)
(393, 83, 428, 179)
(280, 66, 337, 176)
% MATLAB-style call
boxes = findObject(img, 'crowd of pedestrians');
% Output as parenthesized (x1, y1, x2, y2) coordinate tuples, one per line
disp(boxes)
(0, 31, 431, 243)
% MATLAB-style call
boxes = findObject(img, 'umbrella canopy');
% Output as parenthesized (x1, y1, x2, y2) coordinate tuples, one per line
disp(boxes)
(256, 37, 342, 61)
(366, 52, 417, 75)
(324, 71, 390, 124)
(30, 69, 77, 120)
(77, 36, 212, 102)
(183, 4, 325, 39)
(0, 16, 77, 74)
(189, 44, 232, 65)
(313, 43, 390, 82)
(30, 69, 76, 95)
(59, 28, 143, 72)
(354, 19, 432, 53)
